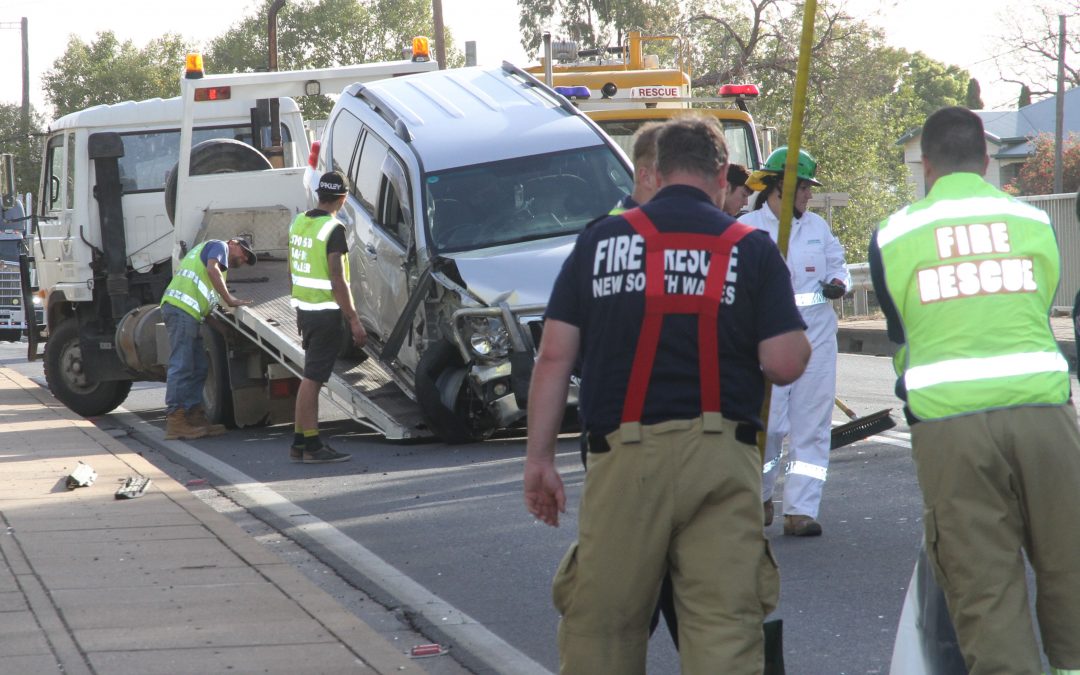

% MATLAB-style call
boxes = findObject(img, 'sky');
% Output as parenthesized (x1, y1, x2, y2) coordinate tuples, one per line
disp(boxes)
(0, 0, 1057, 119)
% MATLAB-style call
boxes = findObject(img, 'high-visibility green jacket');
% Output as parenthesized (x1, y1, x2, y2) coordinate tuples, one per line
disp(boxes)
(289, 213, 347, 311)
(877, 172, 1069, 420)
(161, 241, 221, 321)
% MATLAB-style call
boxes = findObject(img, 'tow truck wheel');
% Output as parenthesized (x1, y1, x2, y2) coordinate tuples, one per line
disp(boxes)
(43, 318, 132, 417)
(164, 138, 274, 225)
(201, 324, 235, 428)
(416, 340, 495, 444)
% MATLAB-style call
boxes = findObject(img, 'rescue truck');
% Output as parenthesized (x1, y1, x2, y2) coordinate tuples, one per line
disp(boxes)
(28, 42, 633, 441)
(525, 30, 767, 169)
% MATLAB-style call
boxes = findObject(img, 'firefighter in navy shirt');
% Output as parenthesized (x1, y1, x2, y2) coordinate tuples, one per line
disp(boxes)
(524, 117, 810, 674)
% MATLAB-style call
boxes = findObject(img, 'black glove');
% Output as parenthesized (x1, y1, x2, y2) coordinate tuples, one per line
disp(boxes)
(821, 280, 846, 300)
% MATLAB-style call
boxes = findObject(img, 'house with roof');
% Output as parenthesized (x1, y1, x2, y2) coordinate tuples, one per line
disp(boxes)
(898, 86, 1080, 197)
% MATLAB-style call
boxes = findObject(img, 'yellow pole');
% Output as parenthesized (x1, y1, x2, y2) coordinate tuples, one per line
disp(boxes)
(759, 0, 817, 460)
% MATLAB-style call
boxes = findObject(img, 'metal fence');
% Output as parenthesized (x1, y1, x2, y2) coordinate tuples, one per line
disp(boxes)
(841, 192, 1080, 318)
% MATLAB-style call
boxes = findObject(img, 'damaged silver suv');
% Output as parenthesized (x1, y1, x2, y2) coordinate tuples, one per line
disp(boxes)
(309, 62, 633, 442)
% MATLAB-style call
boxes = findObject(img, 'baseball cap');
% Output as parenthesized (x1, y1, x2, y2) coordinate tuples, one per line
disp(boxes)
(232, 237, 257, 266)
(316, 170, 349, 197)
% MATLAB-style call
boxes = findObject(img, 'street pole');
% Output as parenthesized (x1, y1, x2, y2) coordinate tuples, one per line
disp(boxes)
(20, 17, 28, 139)
(432, 0, 446, 69)
(1053, 14, 1065, 194)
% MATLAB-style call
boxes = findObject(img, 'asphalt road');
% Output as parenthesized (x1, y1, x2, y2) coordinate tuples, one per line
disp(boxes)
(1, 341, 964, 674)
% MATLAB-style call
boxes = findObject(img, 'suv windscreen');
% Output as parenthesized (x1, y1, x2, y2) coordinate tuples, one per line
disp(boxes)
(597, 117, 758, 170)
(424, 145, 633, 254)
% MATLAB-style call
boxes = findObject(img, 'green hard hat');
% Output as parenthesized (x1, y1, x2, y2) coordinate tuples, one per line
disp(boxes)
(746, 146, 822, 191)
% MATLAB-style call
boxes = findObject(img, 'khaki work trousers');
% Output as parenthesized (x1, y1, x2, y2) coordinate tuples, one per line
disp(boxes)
(911, 404, 1080, 674)
(553, 417, 779, 675)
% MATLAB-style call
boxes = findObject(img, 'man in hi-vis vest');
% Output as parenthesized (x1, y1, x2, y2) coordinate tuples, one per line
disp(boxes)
(161, 237, 256, 440)
(288, 171, 366, 464)
(870, 106, 1080, 674)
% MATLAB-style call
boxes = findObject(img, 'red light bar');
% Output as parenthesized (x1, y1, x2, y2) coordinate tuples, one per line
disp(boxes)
(718, 84, 759, 97)
(194, 86, 231, 102)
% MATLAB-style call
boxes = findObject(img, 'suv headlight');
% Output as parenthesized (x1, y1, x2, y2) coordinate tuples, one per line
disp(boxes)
(466, 316, 510, 359)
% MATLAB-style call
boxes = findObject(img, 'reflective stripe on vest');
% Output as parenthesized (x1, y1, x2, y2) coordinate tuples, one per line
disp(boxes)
(877, 173, 1069, 419)
(618, 207, 753, 441)
(161, 241, 219, 321)
(289, 213, 345, 311)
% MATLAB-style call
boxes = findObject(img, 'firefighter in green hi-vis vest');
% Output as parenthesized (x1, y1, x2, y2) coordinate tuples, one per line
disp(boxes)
(870, 106, 1080, 674)
(160, 237, 256, 440)
(288, 170, 366, 464)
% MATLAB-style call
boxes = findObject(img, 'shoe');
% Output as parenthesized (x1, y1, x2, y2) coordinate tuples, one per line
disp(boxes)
(187, 406, 227, 437)
(302, 445, 351, 464)
(763, 500, 774, 527)
(289, 444, 304, 462)
(164, 409, 208, 440)
(783, 515, 822, 537)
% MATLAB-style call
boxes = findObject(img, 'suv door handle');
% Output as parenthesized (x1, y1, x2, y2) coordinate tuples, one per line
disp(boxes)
(364, 243, 378, 259)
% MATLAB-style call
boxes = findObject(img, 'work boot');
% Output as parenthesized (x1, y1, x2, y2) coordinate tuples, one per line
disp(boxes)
(164, 409, 208, 441)
(302, 444, 351, 464)
(187, 406, 227, 437)
(784, 515, 823, 537)
(289, 444, 304, 462)
(763, 500, 775, 527)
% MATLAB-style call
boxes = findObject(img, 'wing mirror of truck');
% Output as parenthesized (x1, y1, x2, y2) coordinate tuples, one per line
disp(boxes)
(0, 153, 14, 206)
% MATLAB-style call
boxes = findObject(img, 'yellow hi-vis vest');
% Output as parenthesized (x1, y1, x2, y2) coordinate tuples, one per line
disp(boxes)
(877, 172, 1069, 420)
(161, 241, 221, 321)
(289, 213, 347, 311)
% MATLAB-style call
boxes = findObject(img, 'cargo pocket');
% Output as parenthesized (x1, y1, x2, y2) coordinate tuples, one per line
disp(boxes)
(924, 509, 951, 590)
(552, 542, 580, 616)
(758, 538, 781, 616)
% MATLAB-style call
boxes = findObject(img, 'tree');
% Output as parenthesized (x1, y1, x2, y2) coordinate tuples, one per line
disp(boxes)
(994, 2, 1079, 100)
(0, 103, 45, 200)
(1018, 84, 1033, 108)
(42, 32, 193, 117)
(965, 78, 984, 109)
(207, 0, 457, 119)
(516, 0, 680, 55)
(1004, 133, 1080, 196)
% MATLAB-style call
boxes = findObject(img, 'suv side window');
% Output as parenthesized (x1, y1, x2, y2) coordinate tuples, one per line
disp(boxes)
(353, 132, 388, 218)
(330, 110, 364, 180)
(378, 156, 411, 246)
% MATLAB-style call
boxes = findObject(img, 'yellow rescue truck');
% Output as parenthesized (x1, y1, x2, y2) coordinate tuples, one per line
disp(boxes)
(526, 31, 767, 169)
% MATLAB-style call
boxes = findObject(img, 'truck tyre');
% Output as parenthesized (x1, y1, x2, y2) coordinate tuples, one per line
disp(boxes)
(44, 318, 132, 417)
(164, 138, 274, 225)
(201, 324, 235, 428)
(415, 340, 492, 444)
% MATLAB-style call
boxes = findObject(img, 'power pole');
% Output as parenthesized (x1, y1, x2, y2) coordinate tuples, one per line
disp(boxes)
(0, 18, 29, 137)
(1053, 14, 1065, 194)
(432, 0, 446, 70)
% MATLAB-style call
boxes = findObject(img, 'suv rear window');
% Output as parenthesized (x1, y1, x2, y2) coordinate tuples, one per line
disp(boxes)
(424, 146, 632, 253)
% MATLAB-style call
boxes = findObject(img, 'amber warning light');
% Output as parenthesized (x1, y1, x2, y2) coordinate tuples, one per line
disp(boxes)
(184, 53, 205, 79)
(412, 36, 430, 62)
(195, 86, 232, 102)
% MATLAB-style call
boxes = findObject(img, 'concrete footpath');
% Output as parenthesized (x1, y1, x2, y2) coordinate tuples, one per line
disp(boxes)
(0, 365, 429, 675)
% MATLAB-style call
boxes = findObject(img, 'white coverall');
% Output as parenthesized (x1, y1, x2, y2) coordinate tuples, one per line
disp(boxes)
(739, 205, 849, 518)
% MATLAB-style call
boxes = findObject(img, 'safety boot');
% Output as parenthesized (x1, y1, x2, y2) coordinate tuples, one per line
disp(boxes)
(164, 409, 208, 440)
(187, 406, 227, 437)
(783, 515, 822, 537)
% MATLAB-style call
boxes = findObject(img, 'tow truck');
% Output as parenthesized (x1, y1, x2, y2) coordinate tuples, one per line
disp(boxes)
(525, 30, 768, 169)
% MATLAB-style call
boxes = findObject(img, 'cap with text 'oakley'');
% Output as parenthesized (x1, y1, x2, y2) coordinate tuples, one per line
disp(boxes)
(316, 171, 349, 197)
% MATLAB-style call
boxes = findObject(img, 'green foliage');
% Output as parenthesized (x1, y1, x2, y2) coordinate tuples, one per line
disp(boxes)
(206, 0, 453, 119)
(0, 103, 45, 199)
(517, 0, 680, 55)
(1018, 84, 1033, 109)
(1005, 133, 1080, 196)
(965, 78, 984, 110)
(42, 32, 193, 117)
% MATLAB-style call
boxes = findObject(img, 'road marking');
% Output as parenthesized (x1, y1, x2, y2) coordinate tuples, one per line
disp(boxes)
(113, 409, 554, 675)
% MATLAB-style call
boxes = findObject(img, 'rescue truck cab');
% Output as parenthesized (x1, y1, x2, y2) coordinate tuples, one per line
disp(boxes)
(526, 31, 766, 170)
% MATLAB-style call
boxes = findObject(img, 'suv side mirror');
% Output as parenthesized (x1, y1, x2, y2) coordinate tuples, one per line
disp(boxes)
(0, 154, 15, 207)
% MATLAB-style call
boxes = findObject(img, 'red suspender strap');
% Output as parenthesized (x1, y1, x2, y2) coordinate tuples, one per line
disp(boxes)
(618, 207, 754, 436)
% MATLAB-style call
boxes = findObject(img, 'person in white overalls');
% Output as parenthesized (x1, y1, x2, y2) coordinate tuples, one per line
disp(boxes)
(739, 147, 850, 536)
